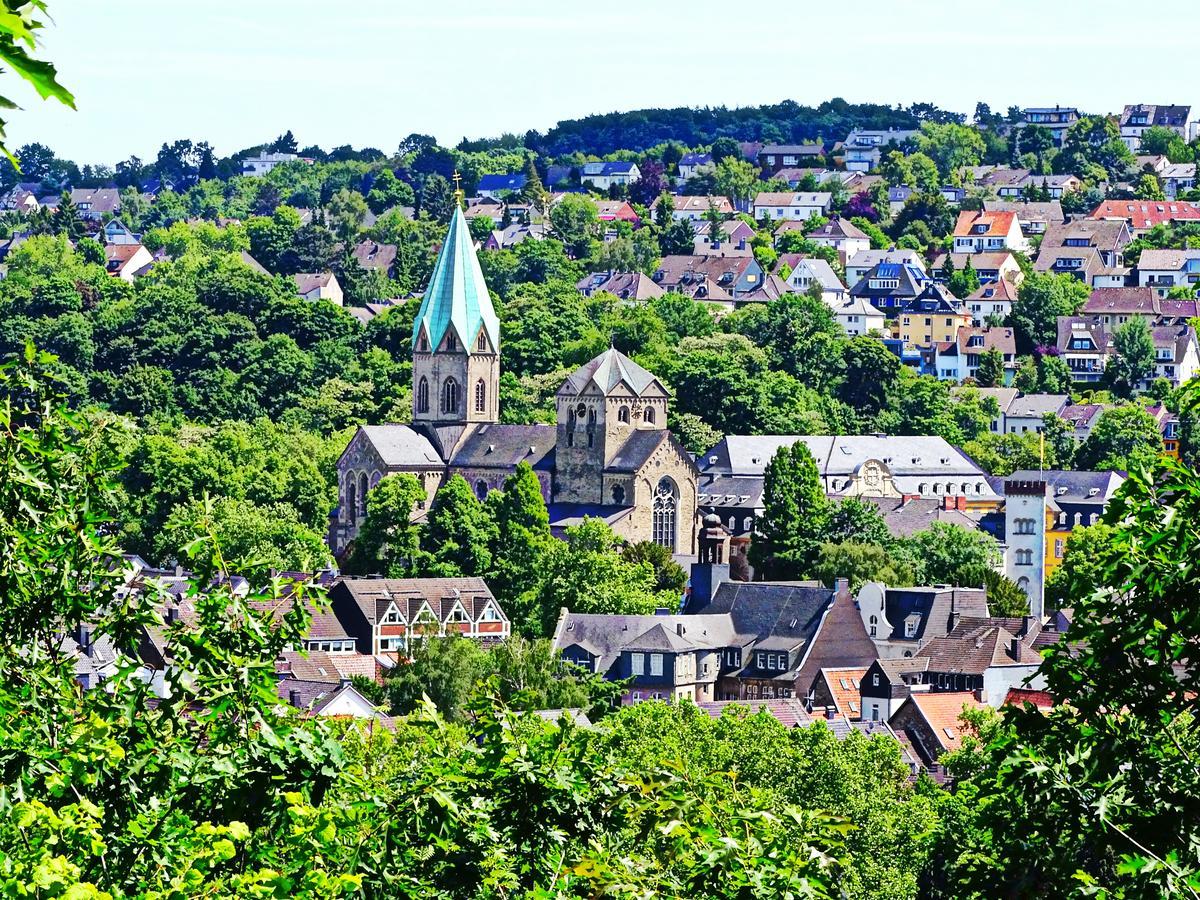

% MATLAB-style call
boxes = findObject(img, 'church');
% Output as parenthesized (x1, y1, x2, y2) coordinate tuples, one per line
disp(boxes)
(331, 205, 699, 559)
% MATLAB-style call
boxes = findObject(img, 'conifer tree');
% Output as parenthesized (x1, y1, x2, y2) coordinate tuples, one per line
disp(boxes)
(486, 463, 553, 634)
(423, 474, 498, 577)
(749, 442, 829, 580)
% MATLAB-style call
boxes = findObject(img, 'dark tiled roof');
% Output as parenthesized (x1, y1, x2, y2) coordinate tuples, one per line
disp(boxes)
(606, 429, 668, 472)
(449, 423, 555, 470)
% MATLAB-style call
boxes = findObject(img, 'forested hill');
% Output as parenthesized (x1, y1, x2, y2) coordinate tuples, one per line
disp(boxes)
(524, 98, 961, 156)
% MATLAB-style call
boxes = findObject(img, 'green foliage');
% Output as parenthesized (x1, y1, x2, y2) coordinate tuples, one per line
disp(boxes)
(160, 495, 330, 571)
(750, 441, 829, 579)
(1010, 272, 1089, 352)
(898, 522, 1001, 587)
(814, 541, 914, 591)
(344, 472, 425, 577)
(1107, 317, 1156, 398)
(1076, 404, 1164, 472)
(0, 2, 75, 164)
(422, 473, 497, 576)
(973, 347, 1004, 387)
(1044, 521, 1115, 608)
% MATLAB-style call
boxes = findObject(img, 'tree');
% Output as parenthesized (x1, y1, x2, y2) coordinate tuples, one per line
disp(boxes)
(622, 540, 687, 595)
(813, 541, 914, 591)
(915, 122, 986, 177)
(1058, 115, 1135, 181)
(749, 441, 829, 580)
(0, 11, 75, 163)
(534, 518, 667, 634)
(730, 292, 847, 391)
(419, 172, 455, 222)
(1038, 353, 1073, 393)
(657, 215, 695, 256)
(1138, 125, 1193, 162)
(326, 187, 368, 241)
(1076, 404, 1164, 471)
(422, 474, 497, 577)
(271, 129, 299, 153)
(1134, 172, 1165, 201)
(385, 633, 488, 721)
(158, 496, 330, 571)
(1044, 521, 1115, 608)
(485, 462, 554, 635)
(628, 159, 665, 207)
(366, 168, 415, 213)
(1010, 272, 1089, 352)
(822, 496, 893, 547)
(839, 335, 899, 419)
(51, 190, 85, 240)
(898, 522, 1000, 586)
(519, 153, 547, 204)
(345, 473, 425, 576)
(1107, 317, 1155, 397)
(713, 156, 759, 209)
(974, 347, 1004, 387)
(549, 193, 600, 259)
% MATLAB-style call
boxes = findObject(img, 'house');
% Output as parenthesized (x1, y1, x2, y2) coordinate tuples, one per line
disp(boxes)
(102, 218, 140, 245)
(1021, 106, 1081, 146)
(1136, 154, 1171, 175)
(845, 248, 925, 288)
(1091, 199, 1200, 235)
(933, 327, 1016, 383)
(1037, 219, 1132, 283)
(914, 619, 1045, 706)
(966, 279, 1019, 326)
(752, 191, 831, 222)
(807, 666, 870, 720)
(849, 258, 931, 313)
(652, 254, 764, 299)
(677, 152, 714, 181)
(855, 582, 989, 660)
(243, 151, 300, 176)
(781, 255, 846, 303)
(940, 185, 967, 205)
(693, 218, 755, 254)
(952, 210, 1029, 255)
(1161, 163, 1197, 198)
(757, 143, 824, 175)
(352, 240, 398, 276)
(475, 173, 527, 200)
(576, 271, 665, 302)
(889, 691, 987, 768)
(1000, 392, 1070, 434)
(1119, 104, 1193, 151)
(1058, 403, 1108, 441)
(1148, 404, 1182, 459)
(104, 243, 153, 282)
(842, 128, 919, 172)
(293, 272, 344, 306)
(1149, 324, 1200, 386)
(1137, 248, 1200, 298)
(1008, 470, 1125, 577)
(485, 221, 547, 250)
(655, 194, 735, 222)
(580, 161, 640, 190)
(328, 577, 508, 657)
(697, 434, 997, 560)
(898, 283, 973, 350)
(887, 185, 914, 215)
(858, 658, 934, 722)
(938, 251, 1024, 286)
(1008, 174, 1081, 200)
(593, 200, 640, 223)
(553, 576, 878, 704)
(463, 198, 504, 226)
(804, 217, 871, 263)
(1083, 286, 1200, 327)
(69, 187, 120, 220)
(1057, 318, 1112, 383)
(0, 182, 41, 212)
(975, 167, 1029, 193)
(277, 681, 389, 724)
(738, 273, 792, 304)
(829, 295, 886, 337)
(981, 200, 1065, 236)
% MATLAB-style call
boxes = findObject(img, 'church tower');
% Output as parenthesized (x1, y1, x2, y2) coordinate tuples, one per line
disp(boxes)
(411, 201, 500, 427)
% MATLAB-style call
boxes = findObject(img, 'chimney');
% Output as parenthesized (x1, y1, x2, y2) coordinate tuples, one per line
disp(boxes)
(74, 623, 91, 655)
(974, 688, 989, 704)
(824, 706, 836, 720)
(166, 605, 180, 625)
(1020, 615, 1032, 637)
(174, 565, 183, 578)
(948, 595, 960, 633)
(1009, 636, 1021, 659)
(834, 577, 850, 597)
(289, 689, 302, 708)
(957, 495, 967, 511)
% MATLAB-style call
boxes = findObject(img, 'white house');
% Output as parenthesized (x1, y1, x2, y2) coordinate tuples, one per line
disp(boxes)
(952, 210, 1030, 255)
(1119, 104, 1194, 151)
(657, 194, 735, 222)
(1151, 325, 1200, 387)
(581, 161, 640, 190)
(294, 272, 344, 306)
(1137, 248, 1200, 298)
(785, 257, 846, 303)
(805, 217, 871, 263)
(830, 295, 886, 337)
(753, 191, 831, 222)
(933, 327, 1016, 383)
(1162, 163, 1197, 199)
(243, 151, 300, 176)
(842, 128, 919, 172)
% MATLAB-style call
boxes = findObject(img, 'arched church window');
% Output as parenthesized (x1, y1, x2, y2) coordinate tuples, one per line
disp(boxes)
(652, 477, 678, 551)
(587, 408, 596, 448)
(442, 378, 459, 415)
(474, 379, 486, 413)
(475, 480, 488, 500)
(477, 331, 488, 352)
(445, 331, 458, 351)
(346, 477, 357, 526)
(358, 472, 368, 519)
(416, 377, 429, 414)
(644, 406, 656, 424)
(618, 405, 630, 423)
(416, 331, 428, 352)
(611, 484, 625, 504)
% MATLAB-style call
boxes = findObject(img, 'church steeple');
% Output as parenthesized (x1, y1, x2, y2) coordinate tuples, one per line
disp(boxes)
(411, 203, 500, 425)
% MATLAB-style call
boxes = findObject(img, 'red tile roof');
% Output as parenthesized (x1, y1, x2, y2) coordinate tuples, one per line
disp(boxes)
(908, 691, 985, 752)
(818, 666, 868, 719)
(954, 210, 1018, 238)
(1091, 200, 1200, 230)
(1004, 687, 1054, 710)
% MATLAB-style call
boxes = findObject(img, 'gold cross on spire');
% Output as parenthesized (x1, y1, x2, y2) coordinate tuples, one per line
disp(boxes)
(452, 169, 463, 198)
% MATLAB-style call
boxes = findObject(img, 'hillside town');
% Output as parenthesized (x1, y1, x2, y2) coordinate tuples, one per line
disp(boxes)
(3, 6, 1200, 889)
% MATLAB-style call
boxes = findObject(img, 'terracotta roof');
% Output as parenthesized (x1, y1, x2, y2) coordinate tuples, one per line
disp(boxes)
(967, 279, 1018, 303)
(1004, 687, 1054, 710)
(1091, 200, 1200, 229)
(906, 692, 985, 752)
(818, 666, 868, 719)
(954, 209, 1018, 238)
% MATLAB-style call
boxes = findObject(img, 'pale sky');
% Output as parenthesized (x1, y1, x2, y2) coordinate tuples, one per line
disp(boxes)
(18, 0, 1200, 164)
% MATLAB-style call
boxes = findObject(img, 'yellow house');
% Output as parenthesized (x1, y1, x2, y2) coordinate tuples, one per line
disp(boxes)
(898, 282, 973, 348)
(1008, 469, 1126, 579)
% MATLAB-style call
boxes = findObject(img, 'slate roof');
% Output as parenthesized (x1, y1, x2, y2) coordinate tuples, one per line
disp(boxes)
(917, 620, 1041, 674)
(858, 496, 989, 539)
(876, 585, 989, 643)
(546, 504, 635, 530)
(695, 699, 815, 728)
(70, 187, 120, 214)
(449, 423, 555, 471)
(1008, 469, 1124, 508)
(1007, 393, 1069, 419)
(559, 347, 664, 397)
(352, 240, 398, 272)
(476, 173, 527, 193)
(412, 205, 501, 352)
(806, 217, 869, 241)
(1120, 104, 1191, 129)
(606, 430, 669, 472)
(555, 612, 734, 673)
(900, 282, 966, 316)
(355, 424, 443, 467)
(576, 271, 665, 301)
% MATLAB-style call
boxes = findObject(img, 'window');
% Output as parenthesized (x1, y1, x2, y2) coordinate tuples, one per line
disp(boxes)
(905, 618, 917, 638)
(872, 672, 880, 687)
(868, 615, 878, 637)
(474, 378, 486, 413)
(644, 406, 656, 424)
(346, 477, 357, 526)
(630, 653, 644, 676)
(358, 473, 368, 519)
(441, 378, 459, 415)
(652, 477, 678, 551)
(650, 653, 663, 676)
(475, 480, 488, 500)
(477, 331, 488, 351)
(416, 377, 429, 414)
(1054, 539, 1065, 558)
(445, 331, 458, 351)
(756, 652, 766, 669)
(617, 405, 630, 423)
(611, 484, 625, 504)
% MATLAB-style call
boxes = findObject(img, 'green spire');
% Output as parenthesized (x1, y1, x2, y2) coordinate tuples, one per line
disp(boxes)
(412, 204, 500, 353)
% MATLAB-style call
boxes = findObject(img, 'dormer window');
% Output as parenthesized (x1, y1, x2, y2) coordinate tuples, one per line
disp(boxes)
(445, 332, 458, 351)
(477, 331, 488, 351)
